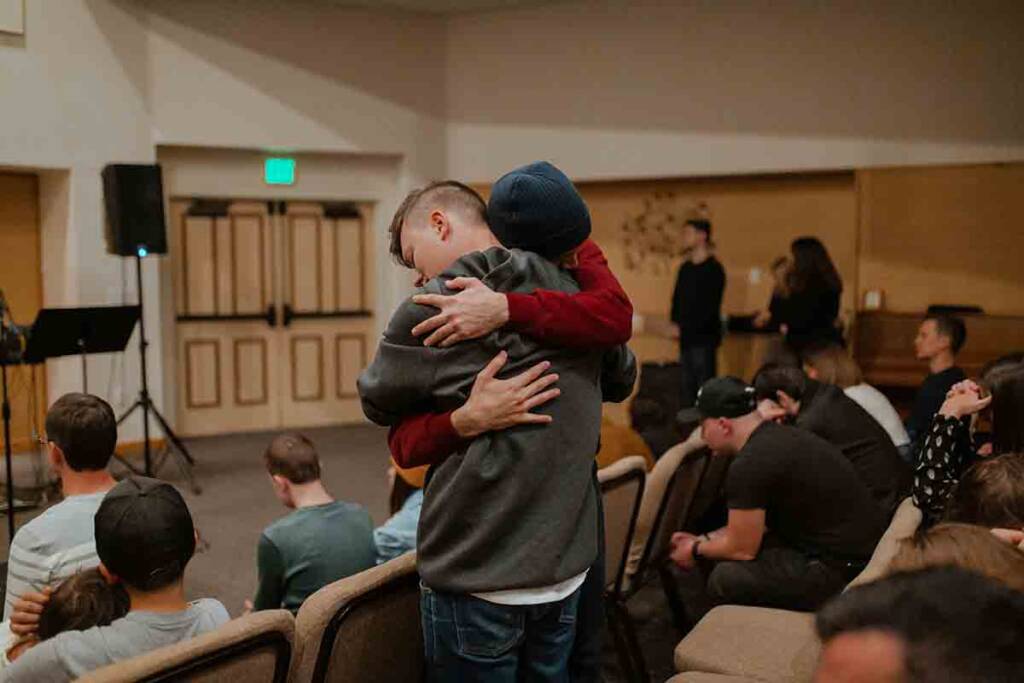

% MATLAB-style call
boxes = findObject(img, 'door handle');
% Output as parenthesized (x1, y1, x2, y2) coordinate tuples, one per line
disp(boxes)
(282, 304, 294, 327)
(264, 305, 278, 327)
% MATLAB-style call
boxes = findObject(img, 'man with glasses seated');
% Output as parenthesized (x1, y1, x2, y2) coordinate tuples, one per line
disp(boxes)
(3, 394, 118, 635)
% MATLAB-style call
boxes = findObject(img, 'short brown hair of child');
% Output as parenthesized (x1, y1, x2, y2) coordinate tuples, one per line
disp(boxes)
(37, 568, 130, 640)
(945, 454, 1024, 528)
(264, 433, 321, 484)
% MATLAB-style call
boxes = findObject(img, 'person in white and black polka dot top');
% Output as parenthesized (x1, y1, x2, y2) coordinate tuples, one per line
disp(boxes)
(912, 366, 1024, 526)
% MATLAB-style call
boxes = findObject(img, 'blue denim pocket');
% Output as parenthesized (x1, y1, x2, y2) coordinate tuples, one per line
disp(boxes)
(557, 587, 581, 625)
(453, 596, 524, 658)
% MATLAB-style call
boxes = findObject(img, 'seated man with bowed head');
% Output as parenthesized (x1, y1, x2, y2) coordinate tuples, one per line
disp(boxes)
(4, 477, 229, 682)
(358, 171, 636, 682)
(252, 433, 377, 613)
(753, 364, 911, 517)
(670, 377, 885, 612)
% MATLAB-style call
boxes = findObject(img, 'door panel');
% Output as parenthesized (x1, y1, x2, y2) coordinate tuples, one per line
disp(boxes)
(181, 216, 218, 316)
(173, 200, 280, 436)
(172, 198, 373, 435)
(288, 211, 323, 313)
(336, 216, 365, 311)
(335, 334, 366, 399)
(278, 202, 373, 427)
(231, 212, 268, 315)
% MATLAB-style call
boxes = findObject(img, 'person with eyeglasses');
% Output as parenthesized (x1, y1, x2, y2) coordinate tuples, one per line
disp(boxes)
(3, 394, 118, 640)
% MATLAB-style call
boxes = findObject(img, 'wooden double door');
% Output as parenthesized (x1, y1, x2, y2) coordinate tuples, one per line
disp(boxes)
(171, 199, 374, 436)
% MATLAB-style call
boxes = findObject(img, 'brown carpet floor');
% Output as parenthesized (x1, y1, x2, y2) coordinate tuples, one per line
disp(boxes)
(6, 424, 684, 681)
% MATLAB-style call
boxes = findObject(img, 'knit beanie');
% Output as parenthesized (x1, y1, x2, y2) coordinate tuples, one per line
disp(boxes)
(488, 161, 591, 259)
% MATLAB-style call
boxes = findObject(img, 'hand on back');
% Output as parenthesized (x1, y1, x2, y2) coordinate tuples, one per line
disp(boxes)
(412, 278, 509, 348)
(451, 351, 560, 439)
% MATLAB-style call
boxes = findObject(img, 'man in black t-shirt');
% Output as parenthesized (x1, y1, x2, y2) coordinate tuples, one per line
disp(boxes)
(671, 377, 885, 611)
(753, 366, 911, 517)
(670, 218, 726, 406)
(907, 315, 967, 452)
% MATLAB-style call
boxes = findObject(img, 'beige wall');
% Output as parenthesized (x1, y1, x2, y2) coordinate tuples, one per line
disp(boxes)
(0, 0, 447, 439)
(2, 0, 1023, 437)
(1, 0, 159, 442)
(446, 0, 1024, 182)
(857, 163, 1024, 315)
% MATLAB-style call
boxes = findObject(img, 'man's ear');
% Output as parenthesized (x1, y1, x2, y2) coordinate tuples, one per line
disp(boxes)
(47, 443, 64, 470)
(429, 209, 451, 241)
(98, 562, 120, 585)
(776, 391, 801, 415)
(271, 474, 290, 493)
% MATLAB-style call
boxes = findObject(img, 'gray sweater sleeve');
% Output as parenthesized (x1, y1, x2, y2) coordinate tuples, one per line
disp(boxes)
(357, 295, 441, 426)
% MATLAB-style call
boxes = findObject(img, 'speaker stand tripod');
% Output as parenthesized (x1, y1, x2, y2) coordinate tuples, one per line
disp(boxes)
(114, 253, 200, 494)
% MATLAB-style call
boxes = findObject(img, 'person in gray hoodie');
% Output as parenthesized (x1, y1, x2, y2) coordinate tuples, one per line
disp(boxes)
(358, 168, 637, 683)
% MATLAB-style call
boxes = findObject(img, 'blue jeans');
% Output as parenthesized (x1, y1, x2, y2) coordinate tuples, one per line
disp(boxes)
(421, 585, 581, 683)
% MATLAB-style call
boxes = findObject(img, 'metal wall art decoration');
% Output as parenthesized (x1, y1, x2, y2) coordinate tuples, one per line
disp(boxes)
(621, 193, 708, 274)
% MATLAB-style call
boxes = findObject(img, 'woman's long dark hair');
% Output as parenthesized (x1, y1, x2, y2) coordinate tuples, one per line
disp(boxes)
(988, 365, 1024, 455)
(787, 236, 842, 294)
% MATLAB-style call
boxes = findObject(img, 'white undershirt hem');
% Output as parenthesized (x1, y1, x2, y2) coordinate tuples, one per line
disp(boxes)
(472, 569, 589, 606)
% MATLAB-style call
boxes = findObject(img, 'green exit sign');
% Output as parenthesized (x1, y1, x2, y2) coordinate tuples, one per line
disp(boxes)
(264, 157, 296, 185)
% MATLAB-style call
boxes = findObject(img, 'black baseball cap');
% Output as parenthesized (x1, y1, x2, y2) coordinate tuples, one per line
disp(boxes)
(677, 376, 757, 423)
(95, 476, 196, 590)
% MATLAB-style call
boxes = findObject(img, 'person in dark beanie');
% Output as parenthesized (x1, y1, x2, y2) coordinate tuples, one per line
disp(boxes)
(671, 216, 726, 406)
(360, 167, 637, 682)
(4, 477, 229, 682)
(385, 161, 637, 682)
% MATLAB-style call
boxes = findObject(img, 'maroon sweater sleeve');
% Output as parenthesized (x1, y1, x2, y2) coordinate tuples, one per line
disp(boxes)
(388, 410, 463, 469)
(387, 239, 634, 467)
(505, 239, 634, 348)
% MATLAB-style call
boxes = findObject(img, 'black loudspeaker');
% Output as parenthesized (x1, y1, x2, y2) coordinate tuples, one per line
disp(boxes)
(102, 164, 168, 256)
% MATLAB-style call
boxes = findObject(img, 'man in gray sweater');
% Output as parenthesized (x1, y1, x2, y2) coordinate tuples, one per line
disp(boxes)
(358, 170, 636, 682)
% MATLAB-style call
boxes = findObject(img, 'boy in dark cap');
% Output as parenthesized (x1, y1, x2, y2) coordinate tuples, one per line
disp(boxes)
(670, 377, 884, 613)
(4, 477, 229, 682)
(360, 163, 637, 682)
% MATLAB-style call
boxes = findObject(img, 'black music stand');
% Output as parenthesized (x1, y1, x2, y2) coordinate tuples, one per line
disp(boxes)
(1, 306, 139, 544)
(23, 306, 140, 393)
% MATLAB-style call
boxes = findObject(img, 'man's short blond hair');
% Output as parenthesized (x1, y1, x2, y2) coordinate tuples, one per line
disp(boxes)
(388, 181, 488, 268)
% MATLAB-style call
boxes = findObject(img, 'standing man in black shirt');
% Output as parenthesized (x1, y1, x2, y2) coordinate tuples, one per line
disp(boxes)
(752, 365, 911, 518)
(671, 377, 885, 611)
(906, 315, 967, 451)
(671, 217, 726, 406)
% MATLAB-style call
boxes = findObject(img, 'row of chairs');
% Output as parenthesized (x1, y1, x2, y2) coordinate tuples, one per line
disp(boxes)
(81, 552, 424, 683)
(598, 429, 729, 682)
(81, 431, 721, 683)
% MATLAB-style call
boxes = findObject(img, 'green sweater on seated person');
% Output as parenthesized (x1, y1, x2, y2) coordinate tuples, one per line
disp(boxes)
(253, 501, 377, 613)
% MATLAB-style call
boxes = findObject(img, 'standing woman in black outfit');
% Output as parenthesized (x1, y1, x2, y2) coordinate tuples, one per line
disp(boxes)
(778, 236, 843, 353)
